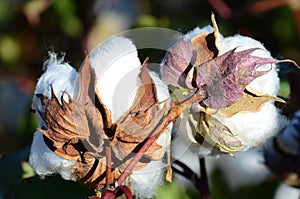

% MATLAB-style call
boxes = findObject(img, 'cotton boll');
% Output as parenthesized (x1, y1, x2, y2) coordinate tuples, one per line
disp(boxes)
(88, 36, 141, 122)
(29, 131, 77, 181)
(29, 52, 78, 181)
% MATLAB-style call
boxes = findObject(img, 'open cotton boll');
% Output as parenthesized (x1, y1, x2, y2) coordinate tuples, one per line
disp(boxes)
(89, 36, 171, 196)
(214, 35, 289, 149)
(30, 52, 78, 180)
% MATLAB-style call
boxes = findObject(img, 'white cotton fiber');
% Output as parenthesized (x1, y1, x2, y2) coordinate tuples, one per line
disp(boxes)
(130, 160, 166, 199)
(88, 36, 141, 122)
(183, 26, 215, 42)
(30, 52, 78, 180)
(29, 131, 77, 181)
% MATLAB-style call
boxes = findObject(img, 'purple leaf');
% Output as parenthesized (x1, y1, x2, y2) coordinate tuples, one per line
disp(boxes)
(161, 37, 195, 87)
(192, 48, 279, 109)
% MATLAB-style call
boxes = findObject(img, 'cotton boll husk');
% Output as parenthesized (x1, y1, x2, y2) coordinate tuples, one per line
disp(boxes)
(29, 53, 78, 180)
(129, 71, 172, 198)
(214, 35, 289, 149)
(89, 36, 171, 195)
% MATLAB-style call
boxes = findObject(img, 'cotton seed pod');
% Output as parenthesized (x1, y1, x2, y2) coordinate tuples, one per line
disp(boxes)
(29, 36, 172, 198)
(161, 14, 288, 155)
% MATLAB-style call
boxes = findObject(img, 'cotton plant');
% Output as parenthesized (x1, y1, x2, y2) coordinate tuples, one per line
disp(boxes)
(30, 36, 173, 199)
(29, 14, 296, 199)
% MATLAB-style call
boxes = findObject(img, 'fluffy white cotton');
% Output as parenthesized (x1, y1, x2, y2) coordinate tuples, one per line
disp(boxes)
(89, 36, 141, 122)
(30, 52, 78, 180)
(215, 35, 289, 149)
(130, 160, 166, 199)
(274, 183, 300, 199)
(29, 131, 77, 180)
(33, 52, 78, 104)
(183, 26, 215, 42)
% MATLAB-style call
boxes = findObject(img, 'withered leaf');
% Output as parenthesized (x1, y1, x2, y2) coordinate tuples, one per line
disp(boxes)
(73, 152, 122, 188)
(192, 48, 280, 109)
(218, 87, 285, 118)
(112, 59, 167, 161)
(161, 14, 219, 88)
(197, 111, 244, 153)
(37, 55, 108, 160)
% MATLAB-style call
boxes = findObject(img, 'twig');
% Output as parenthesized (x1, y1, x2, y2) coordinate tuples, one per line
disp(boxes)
(105, 146, 112, 188)
(116, 92, 204, 185)
(199, 158, 211, 199)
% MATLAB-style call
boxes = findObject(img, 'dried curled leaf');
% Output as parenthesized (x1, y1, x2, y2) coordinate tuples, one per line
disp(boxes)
(197, 111, 244, 153)
(161, 15, 219, 88)
(36, 57, 108, 160)
(112, 59, 167, 162)
(73, 152, 122, 188)
(218, 87, 285, 118)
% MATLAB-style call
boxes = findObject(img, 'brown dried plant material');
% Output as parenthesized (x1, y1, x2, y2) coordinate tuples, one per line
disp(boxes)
(37, 56, 108, 171)
(112, 58, 167, 163)
(218, 87, 285, 118)
(37, 56, 170, 189)
(161, 15, 220, 88)
(73, 152, 122, 188)
(196, 111, 244, 153)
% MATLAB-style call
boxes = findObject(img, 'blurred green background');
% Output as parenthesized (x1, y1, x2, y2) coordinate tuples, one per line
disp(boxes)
(0, 0, 299, 198)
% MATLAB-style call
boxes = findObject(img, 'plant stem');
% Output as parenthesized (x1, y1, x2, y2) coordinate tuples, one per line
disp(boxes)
(105, 146, 112, 188)
(199, 158, 210, 199)
(117, 92, 204, 185)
